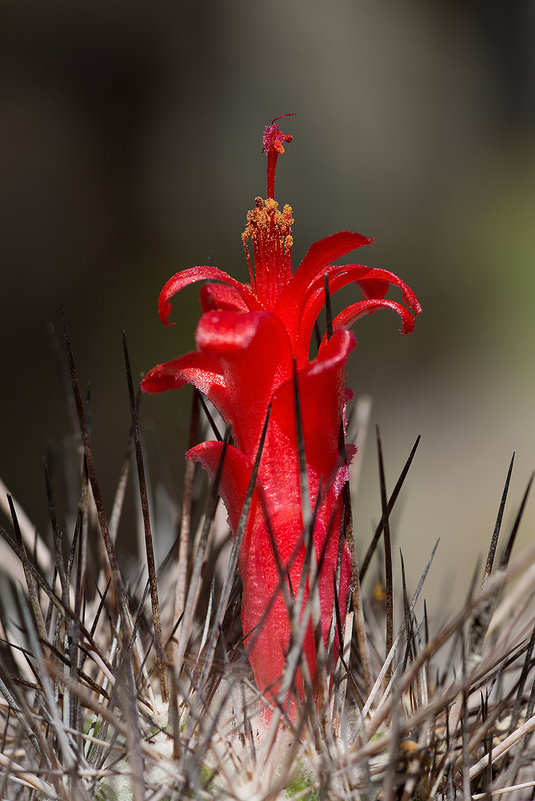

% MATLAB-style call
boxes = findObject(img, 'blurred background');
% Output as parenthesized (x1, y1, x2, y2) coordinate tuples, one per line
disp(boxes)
(1, 0, 534, 611)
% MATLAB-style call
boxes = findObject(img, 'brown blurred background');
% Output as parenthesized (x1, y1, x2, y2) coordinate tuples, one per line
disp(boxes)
(1, 0, 534, 606)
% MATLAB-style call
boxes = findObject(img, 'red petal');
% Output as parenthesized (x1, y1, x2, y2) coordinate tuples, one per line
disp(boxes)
(293, 231, 373, 291)
(158, 266, 261, 327)
(195, 310, 273, 353)
(327, 265, 422, 316)
(187, 441, 253, 533)
(294, 328, 356, 479)
(193, 310, 293, 455)
(331, 297, 417, 337)
(199, 283, 250, 313)
(140, 351, 224, 395)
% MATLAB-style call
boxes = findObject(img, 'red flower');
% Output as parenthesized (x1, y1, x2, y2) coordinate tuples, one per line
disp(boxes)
(142, 117, 421, 713)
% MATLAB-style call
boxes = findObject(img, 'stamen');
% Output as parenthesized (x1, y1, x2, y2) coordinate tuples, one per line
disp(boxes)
(242, 197, 294, 307)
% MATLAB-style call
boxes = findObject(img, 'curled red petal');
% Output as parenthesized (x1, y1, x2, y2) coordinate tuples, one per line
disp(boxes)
(329, 266, 422, 316)
(158, 266, 261, 327)
(332, 297, 417, 338)
(296, 264, 421, 361)
(140, 351, 224, 395)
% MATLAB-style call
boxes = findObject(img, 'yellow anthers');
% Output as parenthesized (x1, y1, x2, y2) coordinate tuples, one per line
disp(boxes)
(242, 197, 294, 248)
(282, 204, 294, 227)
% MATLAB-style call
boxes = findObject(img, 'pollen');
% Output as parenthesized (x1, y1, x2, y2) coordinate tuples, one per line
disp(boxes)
(241, 197, 294, 245)
(282, 204, 294, 225)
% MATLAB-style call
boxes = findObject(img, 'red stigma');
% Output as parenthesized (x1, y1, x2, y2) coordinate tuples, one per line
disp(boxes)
(262, 114, 295, 199)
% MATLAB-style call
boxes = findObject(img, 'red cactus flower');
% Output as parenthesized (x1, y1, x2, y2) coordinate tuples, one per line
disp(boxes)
(141, 117, 421, 713)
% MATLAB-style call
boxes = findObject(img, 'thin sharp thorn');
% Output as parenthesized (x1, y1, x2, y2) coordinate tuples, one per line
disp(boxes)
(198, 393, 223, 441)
(360, 434, 421, 581)
(376, 425, 393, 679)
(483, 452, 515, 586)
